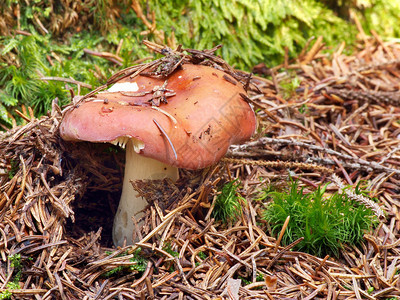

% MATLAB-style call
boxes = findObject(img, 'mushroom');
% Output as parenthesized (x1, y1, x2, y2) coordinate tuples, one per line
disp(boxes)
(60, 64, 256, 246)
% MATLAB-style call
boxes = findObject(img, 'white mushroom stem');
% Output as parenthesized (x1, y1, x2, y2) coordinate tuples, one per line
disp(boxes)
(112, 139, 179, 246)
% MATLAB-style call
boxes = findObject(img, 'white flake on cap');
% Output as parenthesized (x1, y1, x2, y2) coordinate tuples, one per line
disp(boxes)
(107, 82, 139, 93)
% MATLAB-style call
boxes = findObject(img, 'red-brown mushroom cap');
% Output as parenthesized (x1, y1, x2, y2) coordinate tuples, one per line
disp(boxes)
(60, 64, 256, 169)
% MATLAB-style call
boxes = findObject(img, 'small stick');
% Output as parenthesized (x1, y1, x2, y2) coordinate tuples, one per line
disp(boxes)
(14, 29, 31, 36)
(302, 285, 325, 300)
(83, 48, 123, 65)
(145, 276, 154, 299)
(33, 14, 48, 35)
(174, 257, 190, 286)
(153, 119, 178, 160)
(40, 77, 92, 89)
(302, 36, 324, 65)
(274, 215, 290, 253)
(134, 242, 175, 259)
(131, 261, 153, 288)
(11, 155, 27, 216)
(14, 109, 31, 123)
(314, 255, 330, 276)
(150, 106, 178, 124)
(222, 158, 333, 174)
(370, 30, 396, 60)
(234, 137, 400, 175)
(298, 36, 315, 61)
(127, 204, 190, 255)
(332, 157, 353, 185)
(116, 39, 124, 56)
(267, 237, 304, 269)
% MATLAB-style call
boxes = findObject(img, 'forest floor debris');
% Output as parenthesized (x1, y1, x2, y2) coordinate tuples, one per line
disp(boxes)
(1, 36, 400, 299)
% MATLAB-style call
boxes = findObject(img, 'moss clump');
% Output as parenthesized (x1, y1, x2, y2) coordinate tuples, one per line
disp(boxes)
(261, 180, 378, 257)
(212, 179, 245, 223)
(103, 249, 148, 277)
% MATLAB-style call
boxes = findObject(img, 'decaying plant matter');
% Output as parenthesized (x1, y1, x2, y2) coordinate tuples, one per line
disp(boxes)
(1, 37, 400, 299)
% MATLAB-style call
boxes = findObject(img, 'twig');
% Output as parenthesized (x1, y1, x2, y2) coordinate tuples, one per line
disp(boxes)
(84, 48, 123, 65)
(153, 119, 178, 160)
(232, 138, 400, 175)
(267, 237, 304, 269)
(331, 174, 385, 219)
(274, 216, 290, 253)
(222, 157, 333, 174)
(40, 77, 93, 89)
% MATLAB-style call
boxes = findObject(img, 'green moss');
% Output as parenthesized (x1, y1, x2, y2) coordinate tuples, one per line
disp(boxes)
(355, 0, 400, 38)
(147, 0, 356, 70)
(0, 290, 12, 300)
(279, 73, 301, 99)
(212, 179, 245, 223)
(261, 179, 378, 257)
(103, 249, 148, 277)
(0, 32, 116, 124)
(0, 254, 23, 299)
(197, 251, 207, 260)
(163, 242, 179, 257)
(238, 272, 264, 286)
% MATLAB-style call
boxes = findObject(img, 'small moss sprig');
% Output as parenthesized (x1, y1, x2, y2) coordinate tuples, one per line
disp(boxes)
(261, 179, 379, 257)
(212, 179, 245, 223)
(279, 73, 301, 99)
(0, 254, 23, 300)
(0, 290, 12, 300)
(103, 249, 147, 277)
